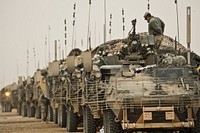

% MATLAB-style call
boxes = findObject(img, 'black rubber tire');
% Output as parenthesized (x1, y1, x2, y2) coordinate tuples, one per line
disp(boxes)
(27, 103, 30, 117)
(83, 106, 96, 133)
(58, 104, 67, 128)
(4, 102, 12, 112)
(194, 108, 200, 133)
(17, 102, 22, 115)
(35, 105, 41, 119)
(21, 102, 27, 117)
(66, 105, 78, 132)
(48, 105, 53, 121)
(30, 106, 35, 117)
(54, 108, 58, 124)
(103, 109, 123, 133)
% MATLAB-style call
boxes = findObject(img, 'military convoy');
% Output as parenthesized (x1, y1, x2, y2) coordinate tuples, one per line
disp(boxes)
(1, 7, 200, 133)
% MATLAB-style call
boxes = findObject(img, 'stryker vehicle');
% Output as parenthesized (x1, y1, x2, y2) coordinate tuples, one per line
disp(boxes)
(81, 15, 200, 133)
(39, 43, 61, 124)
(65, 48, 83, 131)
(33, 69, 43, 119)
(25, 76, 35, 117)
(0, 83, 17, 112)
(17, 76, 27, 116)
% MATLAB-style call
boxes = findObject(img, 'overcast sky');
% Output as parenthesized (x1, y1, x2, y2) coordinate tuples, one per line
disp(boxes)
(0, 0, 200, 88)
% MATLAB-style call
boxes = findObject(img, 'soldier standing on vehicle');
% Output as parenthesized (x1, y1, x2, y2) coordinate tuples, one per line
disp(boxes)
(144, 12, 165, 50)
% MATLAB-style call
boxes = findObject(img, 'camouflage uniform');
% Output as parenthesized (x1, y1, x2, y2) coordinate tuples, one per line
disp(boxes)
(148, 16, 165, 36)
(148, 16, 165, 50)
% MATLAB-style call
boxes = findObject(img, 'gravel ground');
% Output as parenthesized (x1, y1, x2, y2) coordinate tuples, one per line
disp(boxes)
(0, 109, 83, 133)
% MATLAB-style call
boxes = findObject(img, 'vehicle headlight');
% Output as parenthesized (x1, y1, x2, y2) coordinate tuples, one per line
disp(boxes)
(76, 73, 81, 78)
(197, 66, 200, 75)
(5, 92, 10, 97)
(95, 72, 101, 78)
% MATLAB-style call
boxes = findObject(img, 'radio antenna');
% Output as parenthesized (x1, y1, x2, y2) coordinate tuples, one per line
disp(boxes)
(48, 25, 51, 62)
(64, 19, 67, 57)
(26, 45, 29, 77)
(175, 0, 180, 42)
(122, 8, 125, 38)
(72, 3, 76, 49)
(109, 13, 112, 40)
(33, 45, 36, 71)
(104, 0, 107, 44)
(45, 35, 47, 66)
(147, 0, 150, 11)
(87, 0, 92, 50)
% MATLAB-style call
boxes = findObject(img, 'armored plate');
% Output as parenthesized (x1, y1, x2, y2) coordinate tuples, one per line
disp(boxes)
(40, 79, 50, 99)
(82, 51, 92, 72)
(140, 35, 154, 45)
(67, 56, 76, 73)
(11, 83, 17, 91)
(27, 76, 31, 85)
(48, 61, 60, 76)
(103, 56, 122, 65)
(34, 71, 43, 82)
(18, 76, 23, 86)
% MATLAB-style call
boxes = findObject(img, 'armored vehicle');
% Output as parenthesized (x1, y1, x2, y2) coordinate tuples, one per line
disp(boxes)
(81, 17, 200, 132)
(1, 83, 17, 112)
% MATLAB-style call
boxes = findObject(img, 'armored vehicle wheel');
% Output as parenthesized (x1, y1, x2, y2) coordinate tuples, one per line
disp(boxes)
(54, 108, 58, 124)
(2, 103, 12, 112)
(26, 103, 30, 117)
(66, 105, 78, 132)
(103, 109, 123, 133)
(35, 105, 41, 119)
(194, 108, 200, 133)
(29, 106, 35, 117)
(5, 103, 12, 112)
(58, 104, 67, 128)
(48, 105, 53, 121)
(21, 102, 27, 117)
(83, 106, 96, 133)
(179, 129, 193, 133)
(17, 102, 22, 115)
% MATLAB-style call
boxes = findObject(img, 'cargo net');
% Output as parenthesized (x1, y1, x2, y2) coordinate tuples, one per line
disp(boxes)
(67, 80, 82, 105)
(83, 78, 200, 112)
(139, 32, 187, 53)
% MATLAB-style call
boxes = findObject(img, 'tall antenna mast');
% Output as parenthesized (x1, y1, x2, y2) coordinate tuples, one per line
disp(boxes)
(37, 60, 40, 70)
(64, 19, 67, 57)
(54, 40, 57, 61)
(186, 6, 191, 65)
(109, 13, 112, 40)
(104, 0, 107, 44)
(26, 47, 29, 77)
(94, 22, 96, 48)
(147, 0, 150, 11)
(175, 0, 180, 42)
(122, 8, 125, 38)
(48, 25, 51, 62)
(16, 59, 19, 77)
(45, 35, 47, 66)
(58, 39, 61, 60)
(62, 50, 64, 60)
(87, 0, 92, 50)
(72, 3, 76, 50)
(33, 46, 36, 71)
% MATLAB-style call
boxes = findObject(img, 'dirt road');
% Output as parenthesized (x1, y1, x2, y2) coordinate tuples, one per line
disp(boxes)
(0, 109, 83, 133)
